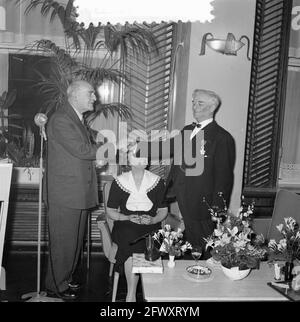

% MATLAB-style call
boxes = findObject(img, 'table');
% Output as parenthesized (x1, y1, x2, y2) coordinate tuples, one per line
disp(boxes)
(141, 260, 288, 302)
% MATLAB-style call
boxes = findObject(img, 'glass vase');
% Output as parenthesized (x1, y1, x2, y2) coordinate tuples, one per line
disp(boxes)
(284, 261, 294, 282)
(167, 255, 176, 268)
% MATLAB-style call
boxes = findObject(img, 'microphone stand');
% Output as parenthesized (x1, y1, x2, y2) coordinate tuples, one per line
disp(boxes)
(21, 125, 63, 302)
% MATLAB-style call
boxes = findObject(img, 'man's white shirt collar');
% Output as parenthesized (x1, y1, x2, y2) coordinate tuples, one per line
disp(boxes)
(190, 118, 213, 139)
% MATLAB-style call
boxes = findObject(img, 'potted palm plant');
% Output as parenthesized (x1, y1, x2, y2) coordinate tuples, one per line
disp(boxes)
(15, 1, 158, 177)
(17, 0, 158, 124)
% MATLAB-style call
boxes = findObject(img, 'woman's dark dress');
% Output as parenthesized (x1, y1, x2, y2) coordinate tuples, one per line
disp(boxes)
(107, 176, 167, 272)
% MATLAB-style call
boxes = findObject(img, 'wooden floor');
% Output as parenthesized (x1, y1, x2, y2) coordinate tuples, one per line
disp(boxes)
(1, 247, 144, 302)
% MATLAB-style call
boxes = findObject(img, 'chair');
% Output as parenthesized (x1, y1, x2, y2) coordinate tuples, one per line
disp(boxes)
(266, 189, 300, 241)
(96, 180, 119, 302)
(0, 163, 13, 290)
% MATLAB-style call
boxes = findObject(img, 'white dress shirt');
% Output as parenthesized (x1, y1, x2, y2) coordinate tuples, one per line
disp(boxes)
(190, 118, 213, 139)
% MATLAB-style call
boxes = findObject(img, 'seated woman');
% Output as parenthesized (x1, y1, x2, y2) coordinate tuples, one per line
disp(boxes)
(106, 152, 168, 302)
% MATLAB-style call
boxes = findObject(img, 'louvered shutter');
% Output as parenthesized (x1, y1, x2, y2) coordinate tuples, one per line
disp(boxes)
(243, 0, 292, 192)
(122, 22, 177, 178)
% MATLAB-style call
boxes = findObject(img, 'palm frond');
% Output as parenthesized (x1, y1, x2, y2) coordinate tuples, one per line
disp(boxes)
(33, 65, 69, 113)
(104, 24, 159, 60)
(75, 67, 127, 86)
(8, 124, 24, 130)
(27, 39, 78, 77)
(17, 1, 81, 49)
(77, 23, 103, 51)
(0, 89, 17, 110)
(86, 102, 132, 123)
(7, 114, 23, 119)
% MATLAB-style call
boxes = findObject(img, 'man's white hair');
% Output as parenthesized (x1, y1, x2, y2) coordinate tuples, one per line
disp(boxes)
(192, 89, 222, 109)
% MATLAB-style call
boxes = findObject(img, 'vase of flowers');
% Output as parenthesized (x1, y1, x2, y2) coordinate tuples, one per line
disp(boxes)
(221, 265, 251, 281)
(268, 217, 300, 281)
(204, 199, 267, 280)
(167, 254, 176, 268)
(153, 224, 192, 268)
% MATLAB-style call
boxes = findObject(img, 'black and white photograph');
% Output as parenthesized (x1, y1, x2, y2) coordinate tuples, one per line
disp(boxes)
(0, 0, 300, 311)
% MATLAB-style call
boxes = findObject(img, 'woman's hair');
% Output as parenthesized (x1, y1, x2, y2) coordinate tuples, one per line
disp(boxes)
(116, 149, 150, 174)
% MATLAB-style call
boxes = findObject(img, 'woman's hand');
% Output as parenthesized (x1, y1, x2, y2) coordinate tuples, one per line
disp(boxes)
(129, 214, 156, 225)
(140, 215, 156, 225)
(129, 214, 141, 224)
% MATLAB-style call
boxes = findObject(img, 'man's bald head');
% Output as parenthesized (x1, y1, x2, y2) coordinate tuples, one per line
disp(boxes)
(67, 80, 96, 113)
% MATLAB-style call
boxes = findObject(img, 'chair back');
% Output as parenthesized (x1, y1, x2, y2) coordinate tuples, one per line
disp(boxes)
(102, 180, 113, 231)
(267, 189, 300, 240)
(0, 163, 13, 285)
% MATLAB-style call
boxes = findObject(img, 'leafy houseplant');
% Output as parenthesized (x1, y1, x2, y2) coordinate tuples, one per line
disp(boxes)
(0, 89, 23, 161)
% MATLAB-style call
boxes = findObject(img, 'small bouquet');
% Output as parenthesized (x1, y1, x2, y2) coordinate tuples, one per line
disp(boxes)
(203, 192, 228, 226)
(153, 224, 192, 257)
(268, 217, 300, 262)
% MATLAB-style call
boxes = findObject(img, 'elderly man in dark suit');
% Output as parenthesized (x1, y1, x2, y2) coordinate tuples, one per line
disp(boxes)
(44, 80, 99, 300)
(135, 89, 235, 257)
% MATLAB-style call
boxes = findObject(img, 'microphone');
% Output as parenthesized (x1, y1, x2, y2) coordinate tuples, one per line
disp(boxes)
(34, 113, 48, 141)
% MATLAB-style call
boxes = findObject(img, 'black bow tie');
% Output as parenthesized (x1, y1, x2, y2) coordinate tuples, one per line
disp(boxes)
(192, 122, 201, 128)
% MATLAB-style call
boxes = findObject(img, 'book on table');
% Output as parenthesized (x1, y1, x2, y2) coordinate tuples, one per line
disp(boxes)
(132, 253, 163, 274)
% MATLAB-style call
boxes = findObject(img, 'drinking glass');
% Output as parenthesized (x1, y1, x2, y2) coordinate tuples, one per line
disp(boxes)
(191, 246, 202, 266)
(146, 235, 154, 252)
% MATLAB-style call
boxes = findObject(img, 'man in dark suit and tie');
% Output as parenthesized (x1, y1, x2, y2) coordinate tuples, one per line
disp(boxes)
(44, 80, 100, 300)
(134, 89, 235, 257)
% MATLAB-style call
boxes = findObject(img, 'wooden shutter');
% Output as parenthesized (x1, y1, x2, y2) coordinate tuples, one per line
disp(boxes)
(122, 22, 177, 178)
(243, 0, 292, 192)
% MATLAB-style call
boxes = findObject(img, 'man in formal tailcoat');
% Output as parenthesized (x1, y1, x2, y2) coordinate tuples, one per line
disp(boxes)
(135, 89, 236, 256)
(44, 80, 99, 300)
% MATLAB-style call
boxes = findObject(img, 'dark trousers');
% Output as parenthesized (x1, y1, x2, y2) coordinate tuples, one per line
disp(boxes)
(45, 204, 88, 293)
(183, 218, 214, 258)
(174, 180, 215, 259)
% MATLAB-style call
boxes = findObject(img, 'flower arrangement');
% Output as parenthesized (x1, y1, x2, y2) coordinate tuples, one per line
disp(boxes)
(153, 224, 192, 257)
(268, 217, 300, 263)
(204, 199, 267, 270)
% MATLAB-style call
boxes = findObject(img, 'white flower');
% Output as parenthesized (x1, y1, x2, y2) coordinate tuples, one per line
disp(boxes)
(205, 238, 215, 249)
(180, 242, 192, 252)
(238, 232, 250, 243)
(268, 239, 278, 248)
(164, 224, 171, 231)
(242, 227, 252, 236)
(159, 243, 167, 253)
(233, 239, 248, 251)
(219, 234, 231, 246)
(278, 238, 287, 251)
(227, 226, 238, 236)
(255, 233, 265, 244)
(242, 220, 250, 228)
(284, 217, 296, 231)
(276, 224, 283, 232)
(214, 228, 223, 237)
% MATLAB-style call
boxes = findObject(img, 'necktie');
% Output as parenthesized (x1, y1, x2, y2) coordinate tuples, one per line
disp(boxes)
(192, 122, 201, 128)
